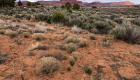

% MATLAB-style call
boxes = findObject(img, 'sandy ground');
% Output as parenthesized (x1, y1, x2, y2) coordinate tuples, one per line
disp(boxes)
(0, 20, 140, 80)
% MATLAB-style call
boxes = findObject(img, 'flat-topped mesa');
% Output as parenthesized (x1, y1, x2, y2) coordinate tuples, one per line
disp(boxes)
(56, 0, 84, 6)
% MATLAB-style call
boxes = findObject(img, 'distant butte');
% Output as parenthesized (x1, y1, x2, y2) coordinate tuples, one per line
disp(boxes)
(15, 1, 134, 6)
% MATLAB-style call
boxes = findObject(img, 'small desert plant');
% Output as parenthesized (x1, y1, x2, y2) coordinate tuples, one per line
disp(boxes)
(95, 21, 112, 34)
(111, 24, 140, 43)
(90, 28, 98, 34)
(5, 30, 17, 38)
(114, 18, 123, 24)
(26, 15, 31, 20)
(69, 61, 75, 66)
(51, 11, 66, 25)
(85, 67, 92, 74)
(61, 5, 65, 9)
(64, 43, 78, 53)
(89, 33, 96, 40)
(15, 14, 20, 18)
(36, 57, 61, 74)
(67, 67, 71, 71)
(71, 25, 83, 34)
(21, 74, 24, 80)
(69, 56, 75, 61)
(32, 33, 45, 41)
(0, 30, 5, 34)
(22, 32, 30, 38)
(34, 25, 47, 33)
(92, 5, 97, 8)
(64, 56, 67, 60)
(72, 52, 81, 57)
(67, 8, 73, 13)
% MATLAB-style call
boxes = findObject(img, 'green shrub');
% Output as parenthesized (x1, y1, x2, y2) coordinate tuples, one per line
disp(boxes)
(65, 2, 72, 8)
(27, 2, 31, 6)
(61, 5, 65, 9)
(95, 21, 112, 34)
(26, 15, 31, 20)
(35, 14, 47, 21)
(66, 19, 83, 27)
(92, 5, 97, 8)
(85, 68, 92, 74)
(18, 0, 22, 6)
(15, 14, 20, 18)
(73, 3, 80, 10)
(67, 67, 71, 71)
(111, 24, 140, 43)
(34, 2, 40, 5)
(114, 18, 123, 24)
(51, 11, 66, 24)
(53, 6, 57, 9)
(131, 19, 140, 26)
(67, 8, 72, 13)
(69, 61, 75, 66)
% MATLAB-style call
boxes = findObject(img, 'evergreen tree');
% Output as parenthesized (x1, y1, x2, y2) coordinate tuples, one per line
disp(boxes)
(73, 3, 80, 10)
(18, 0, 22, 6)
(0, 0, 16, 7)
(65, 2, 71, 8)
(27, 1, 31, 6)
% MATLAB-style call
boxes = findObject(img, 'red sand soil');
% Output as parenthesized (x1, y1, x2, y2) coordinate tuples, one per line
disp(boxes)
(0, 20, 140, 80)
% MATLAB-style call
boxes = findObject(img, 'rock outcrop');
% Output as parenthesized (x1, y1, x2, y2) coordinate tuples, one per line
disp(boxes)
(85, 1, 134, 6)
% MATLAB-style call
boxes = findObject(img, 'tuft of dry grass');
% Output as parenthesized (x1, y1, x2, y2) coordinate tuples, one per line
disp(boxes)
(71, 25, 83, 34)
(0, 29, 5, 34)
(5, 30, 17, 38)
(32, 33, 45, 41)
(34, 25, 47, 33)
(89, 33, 96, 40)
(22, 32, 30, 38)
(69, 56, 75, 61)
(72, 52, 81, 57)
(36, 57, 61, 75)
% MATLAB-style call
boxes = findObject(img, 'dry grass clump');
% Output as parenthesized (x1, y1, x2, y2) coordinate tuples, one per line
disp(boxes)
(69, 56, 75, 61)
(89, 33, 96, 40)
(65, 35, 81, 43)
(20, 24, 27, 29)
(22, 32, 30, 38)
(72, 52, 81, 57)
(111, 24, 140, 43)
(0, 30, 5, 34)
(34, 25, 47, 33)
(36, 57, 61, 74)
(65, 35, 89, 49)
(91, 28, 98, 34)
(32, 33, 45, 41)
(39, 22, 47, 26)
(60, 43, 79, 53)
(71, 25, 83, 34)
(78, 38, 89, 47)
(5, 30, 17, 38)
(29, 42, 40, 51)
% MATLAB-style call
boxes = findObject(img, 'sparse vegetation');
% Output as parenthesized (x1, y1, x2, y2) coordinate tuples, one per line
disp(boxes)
(32, 33, 45, 41)
(36, 57, 61, 74)
(85, 67, 92, 74)
(111, 24, 140, 43)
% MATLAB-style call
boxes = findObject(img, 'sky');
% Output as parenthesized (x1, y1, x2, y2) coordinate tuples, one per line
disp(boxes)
(15, 0, 140, 4)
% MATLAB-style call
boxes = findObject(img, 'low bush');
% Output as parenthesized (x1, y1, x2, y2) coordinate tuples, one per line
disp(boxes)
(94, 21, 112, 34)
(32, 33, 45, 41)
(34, 25, 47, 33)
(111, 24, 140, 43)
(114, 18, 123, 24)
(85, 68, 92, 74)
(69, 61, 75, 66)
(5, 30, 17, 38)
(22, 32, 30, 38)
(67, 67, 71, 71)
(26, 15, 31, 20)
(36, 57, 61, 74)
(89, 33, 96, 40)
(131, 19, 140, 26)
(15, 14, 20, 18)
(51, 11, 66, 25)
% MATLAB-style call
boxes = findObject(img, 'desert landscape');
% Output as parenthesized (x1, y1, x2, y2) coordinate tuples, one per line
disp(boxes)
(0, 0, 140, 80)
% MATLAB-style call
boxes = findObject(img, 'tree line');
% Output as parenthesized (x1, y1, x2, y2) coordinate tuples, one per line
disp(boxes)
(0, 0, 16, 7)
